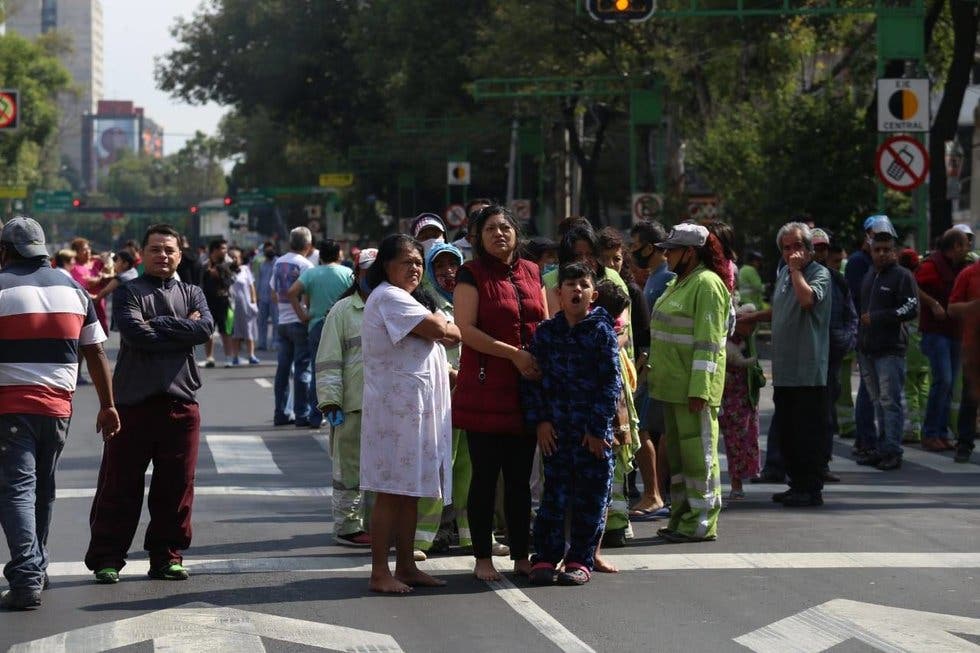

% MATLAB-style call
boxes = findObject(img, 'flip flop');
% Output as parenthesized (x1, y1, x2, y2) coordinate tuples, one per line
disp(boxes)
(629, 505, 670, 521)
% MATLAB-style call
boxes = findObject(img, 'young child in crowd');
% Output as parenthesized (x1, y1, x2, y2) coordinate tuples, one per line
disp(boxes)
(719, 303, 765, 499)
(525, 262, 622, 586)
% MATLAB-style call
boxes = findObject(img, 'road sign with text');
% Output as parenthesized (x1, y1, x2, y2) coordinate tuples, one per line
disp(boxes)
(877, 78, 929, 132)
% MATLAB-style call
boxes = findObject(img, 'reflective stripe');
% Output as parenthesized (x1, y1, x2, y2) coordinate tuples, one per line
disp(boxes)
(651, 330, 694, 345)
(609, 499, 630, 513)
(414, 529, 437, 542)
(694, 407, 719, 539)
(670, 473, 685, 486)
(342, 336, 361, 351)
(692, 360, 717, 373)
(693, 340, 722, 353)
(457, 527, 471, 539)
(651, 311, 694, 328)
(315, 361, 342, 373)
(685, 476, 708, 494)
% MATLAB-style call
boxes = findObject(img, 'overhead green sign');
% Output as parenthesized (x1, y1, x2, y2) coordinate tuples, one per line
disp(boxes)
(33, 190, 73, 211)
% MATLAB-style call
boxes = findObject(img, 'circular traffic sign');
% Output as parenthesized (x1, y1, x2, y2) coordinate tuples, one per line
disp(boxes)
(632, 193, 663, 222)
(445, 204, 466, 228)
(0, 92, 17, 129)
(875, 135, 929, 192)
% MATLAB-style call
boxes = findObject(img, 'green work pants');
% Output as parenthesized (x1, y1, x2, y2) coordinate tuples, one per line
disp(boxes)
(331, 411, 367, 536)
(415, 429, 472, 551)
(663, 403, 722, 540)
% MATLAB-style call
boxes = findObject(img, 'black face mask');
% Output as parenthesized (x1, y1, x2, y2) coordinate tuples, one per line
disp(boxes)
(264, 250, 275, 259)
(671, 249, 693, 277)
(631, 245, 653, 270)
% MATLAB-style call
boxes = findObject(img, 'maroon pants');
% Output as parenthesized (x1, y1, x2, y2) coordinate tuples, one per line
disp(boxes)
(85, 396, 200, 571)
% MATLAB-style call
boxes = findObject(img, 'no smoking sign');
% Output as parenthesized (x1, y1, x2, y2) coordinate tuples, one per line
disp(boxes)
(875, 135, 929, 192)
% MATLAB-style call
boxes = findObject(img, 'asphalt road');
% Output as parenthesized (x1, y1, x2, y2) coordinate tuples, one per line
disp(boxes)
(2, 342, 979, 652)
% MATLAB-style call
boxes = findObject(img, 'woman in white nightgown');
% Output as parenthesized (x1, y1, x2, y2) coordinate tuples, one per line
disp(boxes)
(360, 234, 460, 594)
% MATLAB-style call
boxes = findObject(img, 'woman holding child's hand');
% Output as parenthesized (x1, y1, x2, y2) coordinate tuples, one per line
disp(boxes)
(453, 205, 547, 582)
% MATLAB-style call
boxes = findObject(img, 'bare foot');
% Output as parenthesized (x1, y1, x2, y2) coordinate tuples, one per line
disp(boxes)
(513, 559, 532, 577)
(473, 558, 502, 581)
(369, 574, 413, 594)
(593, 555, 619, 573)
(629, 499, 665, 515)
(396, 569, 447, 587)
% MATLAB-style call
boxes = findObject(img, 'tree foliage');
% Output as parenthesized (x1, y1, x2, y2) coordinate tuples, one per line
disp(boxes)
(154, 0, 973, 244)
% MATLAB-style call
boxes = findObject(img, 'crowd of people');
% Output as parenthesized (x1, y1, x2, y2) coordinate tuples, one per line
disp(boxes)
(1, 203, 979, 607)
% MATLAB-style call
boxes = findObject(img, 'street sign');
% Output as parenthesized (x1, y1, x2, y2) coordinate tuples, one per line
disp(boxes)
(9, 602, 405, 652)
(318, 172, 354, 188)
(632, 193, 663, 222)
(0, 185, 27, 199)
(445, 203, 466, 228)
(877, 78, 929, 132)
(236, 189, 272, 209)
(510, 199, 532, 223)
(447, 161, 471, 185)
(0, 89, 19, 130)
(736, 598, 980, 652)
(33, 190, 73, 211)
(875, 134, 929, 192)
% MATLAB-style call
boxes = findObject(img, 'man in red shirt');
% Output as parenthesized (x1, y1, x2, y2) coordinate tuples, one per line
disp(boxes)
(948, 258, 980, 462)
(914, 228, 971, 450)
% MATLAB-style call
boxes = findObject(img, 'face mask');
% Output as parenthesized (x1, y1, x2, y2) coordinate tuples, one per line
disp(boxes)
(631, 246, 652, 270)
(359, 276, 372, 294)
(670, 250, 692, 277)
(421, 237, 444, 256)
(264, 250, 275, 259)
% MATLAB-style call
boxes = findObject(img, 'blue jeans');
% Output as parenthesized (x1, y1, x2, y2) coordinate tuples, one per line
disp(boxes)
(257, 299, 278, 350)
(275, 322, 312, 423)
(920, 333, 960, 439)
(0, 414, 69, 591)
(853, 374, 877, 451)
(307, 318, 324, 428)
(857, 353, 906, 457)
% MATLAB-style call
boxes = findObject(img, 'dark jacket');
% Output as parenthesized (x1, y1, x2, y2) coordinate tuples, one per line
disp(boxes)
(858, 263, 918, 356)
(524, 307, 622, 443)
(112, 274, 215, 406)
(845, 248, 872, 313)
(828, 267, 858, 360)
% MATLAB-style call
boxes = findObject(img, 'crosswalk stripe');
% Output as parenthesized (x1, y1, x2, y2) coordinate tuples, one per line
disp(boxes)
(896, 446, 978, 474)
(254, 378, 272, 388)
(205, 434, 282, 475)
(313, 432, 330, 453)
(56, 486, 331, 499)
(43, 551, 980, 578)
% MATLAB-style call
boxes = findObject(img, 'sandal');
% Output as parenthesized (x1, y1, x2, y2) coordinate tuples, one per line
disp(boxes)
(528, 562, 556, 586)
(727, 490, 745, 500)
(557, 563, 591, 586)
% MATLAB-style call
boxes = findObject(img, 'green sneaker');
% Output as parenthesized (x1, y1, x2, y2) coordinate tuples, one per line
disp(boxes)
(94, 568, 119, 584)
(147, 562, 189, 581)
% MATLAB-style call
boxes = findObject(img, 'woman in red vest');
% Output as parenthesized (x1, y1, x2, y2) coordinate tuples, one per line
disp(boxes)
(453, 205, 547, 581)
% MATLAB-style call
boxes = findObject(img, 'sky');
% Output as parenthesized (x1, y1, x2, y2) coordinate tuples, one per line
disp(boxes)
(101, 0, 226, 155)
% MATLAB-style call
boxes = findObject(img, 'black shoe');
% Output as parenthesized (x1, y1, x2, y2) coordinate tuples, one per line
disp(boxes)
(771, 490, 792, 503)
(294, 420, 311, 428)
(954, 448, 973, 463)
(875, 455, 902, 471)
(602, 527, 628, 548)
(273, 417, 295, 426)
(855, 452, 882, 466)
(751, 469, 785, 484)
(660, 530, 717, 544)
(0, 589, 41, 610)
(781, 491, 824, 507)
(821, 469, 841, 482)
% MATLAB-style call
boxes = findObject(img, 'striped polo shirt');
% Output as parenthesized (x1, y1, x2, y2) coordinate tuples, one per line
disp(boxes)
(0, 259, 106, 417)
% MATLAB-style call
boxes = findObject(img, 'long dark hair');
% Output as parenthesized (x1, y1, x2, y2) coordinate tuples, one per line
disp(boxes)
(695, 233, 732, 287)
(366, 234, 435, 311)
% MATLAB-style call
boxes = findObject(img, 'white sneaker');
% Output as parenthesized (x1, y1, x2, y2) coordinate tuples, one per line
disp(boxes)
(491, 541, 510, 557)
(413, 549, 427, 561)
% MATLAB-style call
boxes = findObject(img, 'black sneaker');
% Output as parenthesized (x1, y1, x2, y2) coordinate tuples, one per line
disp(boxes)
(751, 469, 785, 484)
(771, 490, 792, 503)
(148, 562, 189, 580)
(0, 589, 41, 610)
(954, 448, 973, 464)
(875, 455, 902, 471)
(781, 491, 824, 507)
(856, 452, 882, 466)
(821, 469, 841, 482)
(601, 527, 627, 548)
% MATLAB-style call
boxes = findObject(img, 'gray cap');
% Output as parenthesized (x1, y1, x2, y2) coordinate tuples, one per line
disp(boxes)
(656, 223, 709, 250)
(1, 216, 47, 257)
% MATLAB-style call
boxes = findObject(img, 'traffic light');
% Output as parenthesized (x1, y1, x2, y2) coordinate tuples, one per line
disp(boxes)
(189, 204, 199, 215)
(585, 0, 656, 22)
(71, 198, 82, 209)
(223, 196, 233, 207)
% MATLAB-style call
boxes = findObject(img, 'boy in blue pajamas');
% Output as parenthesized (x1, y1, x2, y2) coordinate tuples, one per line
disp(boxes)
(525, 262, 622, 586)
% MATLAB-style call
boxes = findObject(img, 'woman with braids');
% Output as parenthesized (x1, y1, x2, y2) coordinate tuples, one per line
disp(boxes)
(648, 224, 731, 543)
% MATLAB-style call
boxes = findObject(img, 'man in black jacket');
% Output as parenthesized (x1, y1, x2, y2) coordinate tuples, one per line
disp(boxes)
(856, 219, 919, 470)
(84, 224, 214, 583)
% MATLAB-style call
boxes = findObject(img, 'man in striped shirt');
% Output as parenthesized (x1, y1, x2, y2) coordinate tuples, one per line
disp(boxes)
(0, 217, 119, 610)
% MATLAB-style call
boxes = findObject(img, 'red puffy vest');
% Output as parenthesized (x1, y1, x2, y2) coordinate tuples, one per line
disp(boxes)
(452, 256, 546, 435)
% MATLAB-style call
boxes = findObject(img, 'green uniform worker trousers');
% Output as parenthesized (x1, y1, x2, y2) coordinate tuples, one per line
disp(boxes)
(331, 412, 367, 536)
(664, 403, 722, 540)
(415, 429, 472, 551)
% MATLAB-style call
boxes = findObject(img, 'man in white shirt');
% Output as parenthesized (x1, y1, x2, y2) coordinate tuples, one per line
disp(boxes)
(271, 227, 315, 426)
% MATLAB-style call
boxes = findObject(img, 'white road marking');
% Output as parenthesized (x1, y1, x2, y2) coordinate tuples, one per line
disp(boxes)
(735, 483, 980, 495)
(735, 598, 980, 652)
(484, 575, 596, 653)
(56, 486, 331, 499)
(44, 551, 980, 579)
(205, 434, 282, 474)
(254, 378, 272, 388)
(8, 602, 403, 653)
(898, 446, 979, 474)
(313, 432, 330, 453)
